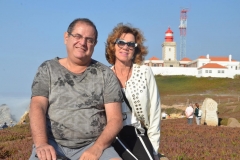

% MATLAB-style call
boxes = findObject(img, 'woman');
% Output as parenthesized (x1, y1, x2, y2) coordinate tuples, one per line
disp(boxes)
(106, 23, 161, 160)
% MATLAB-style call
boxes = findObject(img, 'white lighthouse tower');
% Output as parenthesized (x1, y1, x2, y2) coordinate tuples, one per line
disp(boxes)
(162, 27, 179, 67)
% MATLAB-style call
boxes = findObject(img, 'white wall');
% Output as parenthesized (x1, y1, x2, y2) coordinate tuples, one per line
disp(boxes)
(151, 67, 197, 76)
(150, 67, 240, 79)
(197, 68, 230, 78)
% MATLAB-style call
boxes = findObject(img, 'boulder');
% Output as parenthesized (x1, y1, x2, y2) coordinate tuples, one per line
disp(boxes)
(227, 118, 240, 127)
(18, 111, 29, 124)
(201, 98, 218, 126)
(0, 104, 16, 126)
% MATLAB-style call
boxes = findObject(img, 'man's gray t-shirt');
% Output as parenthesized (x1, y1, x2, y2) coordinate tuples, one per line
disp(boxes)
(31, 57, 122, 148)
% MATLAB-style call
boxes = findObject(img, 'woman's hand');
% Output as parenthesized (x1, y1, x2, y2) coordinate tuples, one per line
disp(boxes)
(154, 154, 159, 160)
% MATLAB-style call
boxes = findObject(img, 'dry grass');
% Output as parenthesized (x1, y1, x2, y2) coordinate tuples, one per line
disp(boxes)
(160, 118, 240, 159)
(156, 75, 240, 121)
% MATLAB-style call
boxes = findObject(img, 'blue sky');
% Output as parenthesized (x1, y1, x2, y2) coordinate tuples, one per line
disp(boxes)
(0, 0, 240, 120)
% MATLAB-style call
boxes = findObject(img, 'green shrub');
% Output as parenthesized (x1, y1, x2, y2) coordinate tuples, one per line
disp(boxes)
(219, 118, 228, 125)
(234, 74, 240, 79)
(162, 107, 183, 115)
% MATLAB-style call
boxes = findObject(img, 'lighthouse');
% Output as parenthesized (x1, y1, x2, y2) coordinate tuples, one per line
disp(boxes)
(162, 27, 179, 67)
(165, 27, 174, 42)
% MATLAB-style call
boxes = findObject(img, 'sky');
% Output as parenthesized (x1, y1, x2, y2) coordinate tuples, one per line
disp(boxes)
(0, 0, 240, 121)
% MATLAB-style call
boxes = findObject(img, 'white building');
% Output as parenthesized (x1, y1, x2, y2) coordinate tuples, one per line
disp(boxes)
(144, 28, 240, 79)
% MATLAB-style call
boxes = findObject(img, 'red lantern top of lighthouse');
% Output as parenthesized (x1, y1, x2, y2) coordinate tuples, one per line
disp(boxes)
(165, 27, 173, 42)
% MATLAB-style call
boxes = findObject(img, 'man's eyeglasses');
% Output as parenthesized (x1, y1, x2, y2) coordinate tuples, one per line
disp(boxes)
(68, 32, 95, 45)
(115, 39, 137, 49)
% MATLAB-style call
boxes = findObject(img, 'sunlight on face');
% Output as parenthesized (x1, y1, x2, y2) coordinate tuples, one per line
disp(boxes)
(114, 33, 136, 64)
(64, 22, 96, 62)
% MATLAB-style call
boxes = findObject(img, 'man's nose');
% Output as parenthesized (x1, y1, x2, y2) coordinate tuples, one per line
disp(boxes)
(77, 37, 87, 45)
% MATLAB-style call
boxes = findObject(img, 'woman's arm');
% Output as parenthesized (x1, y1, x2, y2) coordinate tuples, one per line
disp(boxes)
(146, 66, 161, 156)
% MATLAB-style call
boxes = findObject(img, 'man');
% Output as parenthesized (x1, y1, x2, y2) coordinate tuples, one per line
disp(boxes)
(194, 103, 202, 125)
(29, 18, 123, 160)
(2, 122, 8, 129)
(185, 103, 194, 125)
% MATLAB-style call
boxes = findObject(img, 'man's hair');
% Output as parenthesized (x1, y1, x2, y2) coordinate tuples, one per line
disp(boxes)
(67, 18, 98, 41)
(105, 23, 148, 65)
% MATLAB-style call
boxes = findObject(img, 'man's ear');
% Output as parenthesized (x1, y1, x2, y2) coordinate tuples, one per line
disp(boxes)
(94, 40, 98, 46)
(64, 32, 69, 44)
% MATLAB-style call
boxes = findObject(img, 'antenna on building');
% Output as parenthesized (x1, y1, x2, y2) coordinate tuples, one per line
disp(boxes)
(179, 8, 188, 60)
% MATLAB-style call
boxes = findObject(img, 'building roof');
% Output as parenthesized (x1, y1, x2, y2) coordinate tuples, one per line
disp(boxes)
(165, 27, 173, 33)
(180, 57, 191, 61)
(198, 56, 207, 59)
(198, 56, 237, 62)
(149, 56, 160, 60)
(210, 57, 237, 62)
(198, 63, 227, 69)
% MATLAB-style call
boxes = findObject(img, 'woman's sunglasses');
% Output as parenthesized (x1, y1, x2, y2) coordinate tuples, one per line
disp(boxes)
(115, 39, 138, 49)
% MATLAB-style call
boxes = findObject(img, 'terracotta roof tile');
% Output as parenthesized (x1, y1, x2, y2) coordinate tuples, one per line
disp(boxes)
(198, 56, 207, 59)
(210, 57, 236, 62)
(198, 56, 236, 61)
(198, 63, 227, 69)
(149, 56, 160, 60)
(180, 57, 191, 61)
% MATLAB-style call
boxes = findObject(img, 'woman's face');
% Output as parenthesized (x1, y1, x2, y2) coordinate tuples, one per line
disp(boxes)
(114, 33, 136, 64)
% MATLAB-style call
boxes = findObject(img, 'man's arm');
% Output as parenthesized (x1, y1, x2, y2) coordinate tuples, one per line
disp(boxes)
(79, 102, 122, 160)
(29, 96, 57, 160)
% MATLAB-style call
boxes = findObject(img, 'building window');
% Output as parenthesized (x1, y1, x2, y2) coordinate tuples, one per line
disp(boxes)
(153, 64, 156, 67)
(205, 70, 208, 73)
(222, 70, 224, 73)
(209, 70, 212, 73)
(169, 58, 171, 61)
(170, 65, 173, 67)
(169, 48, 171, 51)
(218, 70, 220, 73)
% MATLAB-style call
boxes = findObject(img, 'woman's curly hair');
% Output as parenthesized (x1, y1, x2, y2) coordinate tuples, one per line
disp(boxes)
(105, 23, 148, 65)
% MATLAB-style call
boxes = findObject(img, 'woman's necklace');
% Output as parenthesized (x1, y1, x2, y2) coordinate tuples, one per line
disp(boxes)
(114, 63, 132, 89)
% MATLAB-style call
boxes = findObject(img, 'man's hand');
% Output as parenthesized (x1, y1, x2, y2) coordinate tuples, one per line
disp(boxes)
(35, 143, 57, 160)
(78, 102, 122, 160)
(79, 144, 103, 160)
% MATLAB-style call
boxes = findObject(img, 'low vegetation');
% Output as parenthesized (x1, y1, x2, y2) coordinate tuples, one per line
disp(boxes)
(159, 118, 240, 159)
(1, 75, 240, 159)
(0, 124, 32, 159)
(156, 75, 240, 96)
(157, 75, 240, 119)
(1, 119, 240, 160)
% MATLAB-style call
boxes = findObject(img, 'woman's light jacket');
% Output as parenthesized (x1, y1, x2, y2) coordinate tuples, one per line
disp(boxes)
(124, 64, 161, 155)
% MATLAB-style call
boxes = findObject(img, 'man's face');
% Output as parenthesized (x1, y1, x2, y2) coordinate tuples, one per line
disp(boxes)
(64, 22, 97, 63)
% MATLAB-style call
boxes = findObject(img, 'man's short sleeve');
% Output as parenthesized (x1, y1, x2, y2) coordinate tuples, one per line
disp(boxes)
(31, 61, 50, 98)
(103, 70, 123, 104)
